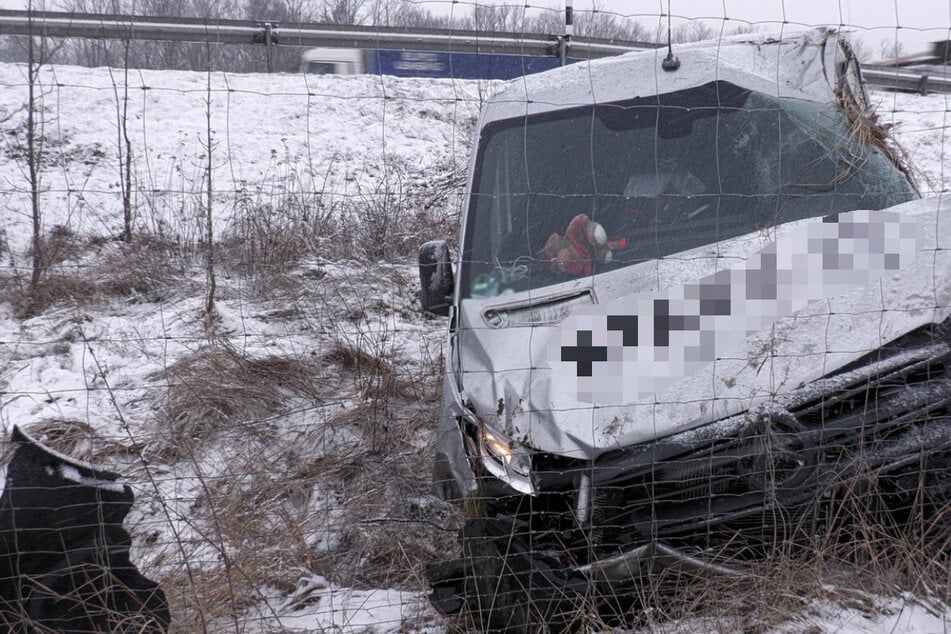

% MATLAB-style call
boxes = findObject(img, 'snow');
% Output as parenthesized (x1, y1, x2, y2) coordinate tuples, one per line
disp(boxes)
(0, 63, 482, 255)
(0, 54, 948, 632)
(776, 595, 950, 634)
(253, 574, 433, 633)
(53, 462, 128, 493)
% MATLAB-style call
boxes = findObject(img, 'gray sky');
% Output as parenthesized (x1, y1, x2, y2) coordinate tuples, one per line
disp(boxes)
(558, 1, 951, 58)
(431, 0, 951, 59)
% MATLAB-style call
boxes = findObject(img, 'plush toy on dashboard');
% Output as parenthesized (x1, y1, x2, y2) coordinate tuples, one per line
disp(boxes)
(539, 213, 627, 276)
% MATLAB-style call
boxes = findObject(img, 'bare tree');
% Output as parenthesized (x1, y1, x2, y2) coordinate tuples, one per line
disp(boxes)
(652, 19, 757, 45)
(665, 21, 716, 44)
(25, 1, 46, 298)
(845, 35, 874, 64)
(879, 39, 906, 62)
(244, 0, 308, 21)
(202, 44, 217, 331)
(574, 1, 649, 41)
(319, 0, 366, 25)
(60, 0, 120, 67)
(282, 0, 321, 22)
(457, 4, 526, 32)
(366, 0, 447, 28)
(431, 1, 651, 41)
(524, 6, 565, 37)
(108, 55, 134, 241)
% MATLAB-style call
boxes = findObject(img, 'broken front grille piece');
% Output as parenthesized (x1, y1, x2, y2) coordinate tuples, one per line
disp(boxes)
(576, 334, 951, 563)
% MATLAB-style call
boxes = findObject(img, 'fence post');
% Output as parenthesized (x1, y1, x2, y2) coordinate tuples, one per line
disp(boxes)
(265, 22, 273, 72)
(560, 0, 573, 66)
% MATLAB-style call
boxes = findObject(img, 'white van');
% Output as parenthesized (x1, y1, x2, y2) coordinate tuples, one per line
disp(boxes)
(422, 29, 951, 630)
(299, 47, 364, 74)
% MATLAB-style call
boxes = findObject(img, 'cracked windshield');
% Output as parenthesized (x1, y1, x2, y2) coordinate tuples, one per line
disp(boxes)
(461, 81, 916, 299)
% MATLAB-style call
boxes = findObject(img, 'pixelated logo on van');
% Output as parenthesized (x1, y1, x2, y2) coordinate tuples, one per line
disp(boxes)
(550, 209, 921, 404)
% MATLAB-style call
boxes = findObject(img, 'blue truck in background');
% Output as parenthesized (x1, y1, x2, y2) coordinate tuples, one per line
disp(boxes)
(300, 47, 581, 79)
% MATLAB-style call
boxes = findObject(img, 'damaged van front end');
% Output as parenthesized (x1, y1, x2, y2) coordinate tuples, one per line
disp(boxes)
(420, 30, 951, 630)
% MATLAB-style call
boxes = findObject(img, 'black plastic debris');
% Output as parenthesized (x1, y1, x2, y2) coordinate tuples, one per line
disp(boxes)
(0, 425, 170, 632)
(427, 515, 588, 633)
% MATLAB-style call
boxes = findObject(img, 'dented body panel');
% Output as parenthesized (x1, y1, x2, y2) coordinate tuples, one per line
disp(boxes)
(455, 201, 944, 462)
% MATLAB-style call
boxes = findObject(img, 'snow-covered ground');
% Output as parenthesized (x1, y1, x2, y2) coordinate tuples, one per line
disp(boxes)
(0, 56, 948, 633)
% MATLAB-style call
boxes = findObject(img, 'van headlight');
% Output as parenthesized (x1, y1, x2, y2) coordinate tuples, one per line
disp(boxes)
(479, 424, 534, 495)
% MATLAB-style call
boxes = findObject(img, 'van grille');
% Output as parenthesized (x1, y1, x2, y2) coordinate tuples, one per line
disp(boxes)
(551, 327, 951, 562)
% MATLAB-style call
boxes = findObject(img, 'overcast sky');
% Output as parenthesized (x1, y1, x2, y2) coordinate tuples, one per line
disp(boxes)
(490, 0, 951, 58)
(619, 0, 950, 54)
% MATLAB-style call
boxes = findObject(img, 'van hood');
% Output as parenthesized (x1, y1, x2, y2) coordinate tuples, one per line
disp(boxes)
(454, 196, 951, 460)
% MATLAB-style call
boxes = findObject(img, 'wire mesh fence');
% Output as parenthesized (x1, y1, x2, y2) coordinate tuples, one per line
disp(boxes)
(0, 2, 950, 633)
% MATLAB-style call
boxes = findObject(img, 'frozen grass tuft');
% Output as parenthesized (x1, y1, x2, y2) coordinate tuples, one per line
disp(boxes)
(152, 342, 324, 452)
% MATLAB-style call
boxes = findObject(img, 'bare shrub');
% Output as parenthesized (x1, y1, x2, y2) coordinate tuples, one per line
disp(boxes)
(324, 341, 418, 402)
(212, 157, 464, 303)
(322, 336, 433, 457)
(332, 166, 464, 262)
(8, 272, 99, 318)
(30, 224, 81, 269)
(5, 228, 199, 317)
(5, 224, 89, 317)
(98, 232, 197, 302)
(218, 191, 331, 294)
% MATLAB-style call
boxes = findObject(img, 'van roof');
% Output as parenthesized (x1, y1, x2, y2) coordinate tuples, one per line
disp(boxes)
(482, 29, 863, 125)
(300, 47, 363, 64)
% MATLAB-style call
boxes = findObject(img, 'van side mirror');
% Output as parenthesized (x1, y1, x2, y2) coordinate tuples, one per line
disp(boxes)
(419, 240, 455, 316)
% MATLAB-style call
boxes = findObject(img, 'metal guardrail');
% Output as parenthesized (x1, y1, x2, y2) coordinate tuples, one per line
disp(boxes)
(861, 63, 951, 94)
(0, 9, 658, 60)
(2, 10, 950, 92)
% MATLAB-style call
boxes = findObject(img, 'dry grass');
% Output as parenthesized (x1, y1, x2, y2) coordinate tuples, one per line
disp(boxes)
(151, 342, 325, 454)
(0, 94, 473, 633)
(97, 233, 197, 302)
(2, 53, 945, 633)
(8, 418, 136, 464)
(620, 527, 950, 633)
(834, 35, 922, 190)
(217, 192, 331, 295)
(4, 193, 945, 634)
(213, 160, 463, 307)
(606, 480, 951, 631)
(132, 327, 461, 630)
(32, 224, 83, 268)
(448, 436, 951, 633)
(4, 229, 197, 317)
(151, 394, 459, 632)
(324, 341, 420, 402)
(332, 167, 464, 262)
(6, 272, 99, 318)
(302, 415, 460, 591)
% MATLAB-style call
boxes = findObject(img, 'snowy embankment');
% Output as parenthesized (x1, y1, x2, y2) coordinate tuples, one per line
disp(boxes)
(0, 58, 948, 633)
(0, 63, 485, 633)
